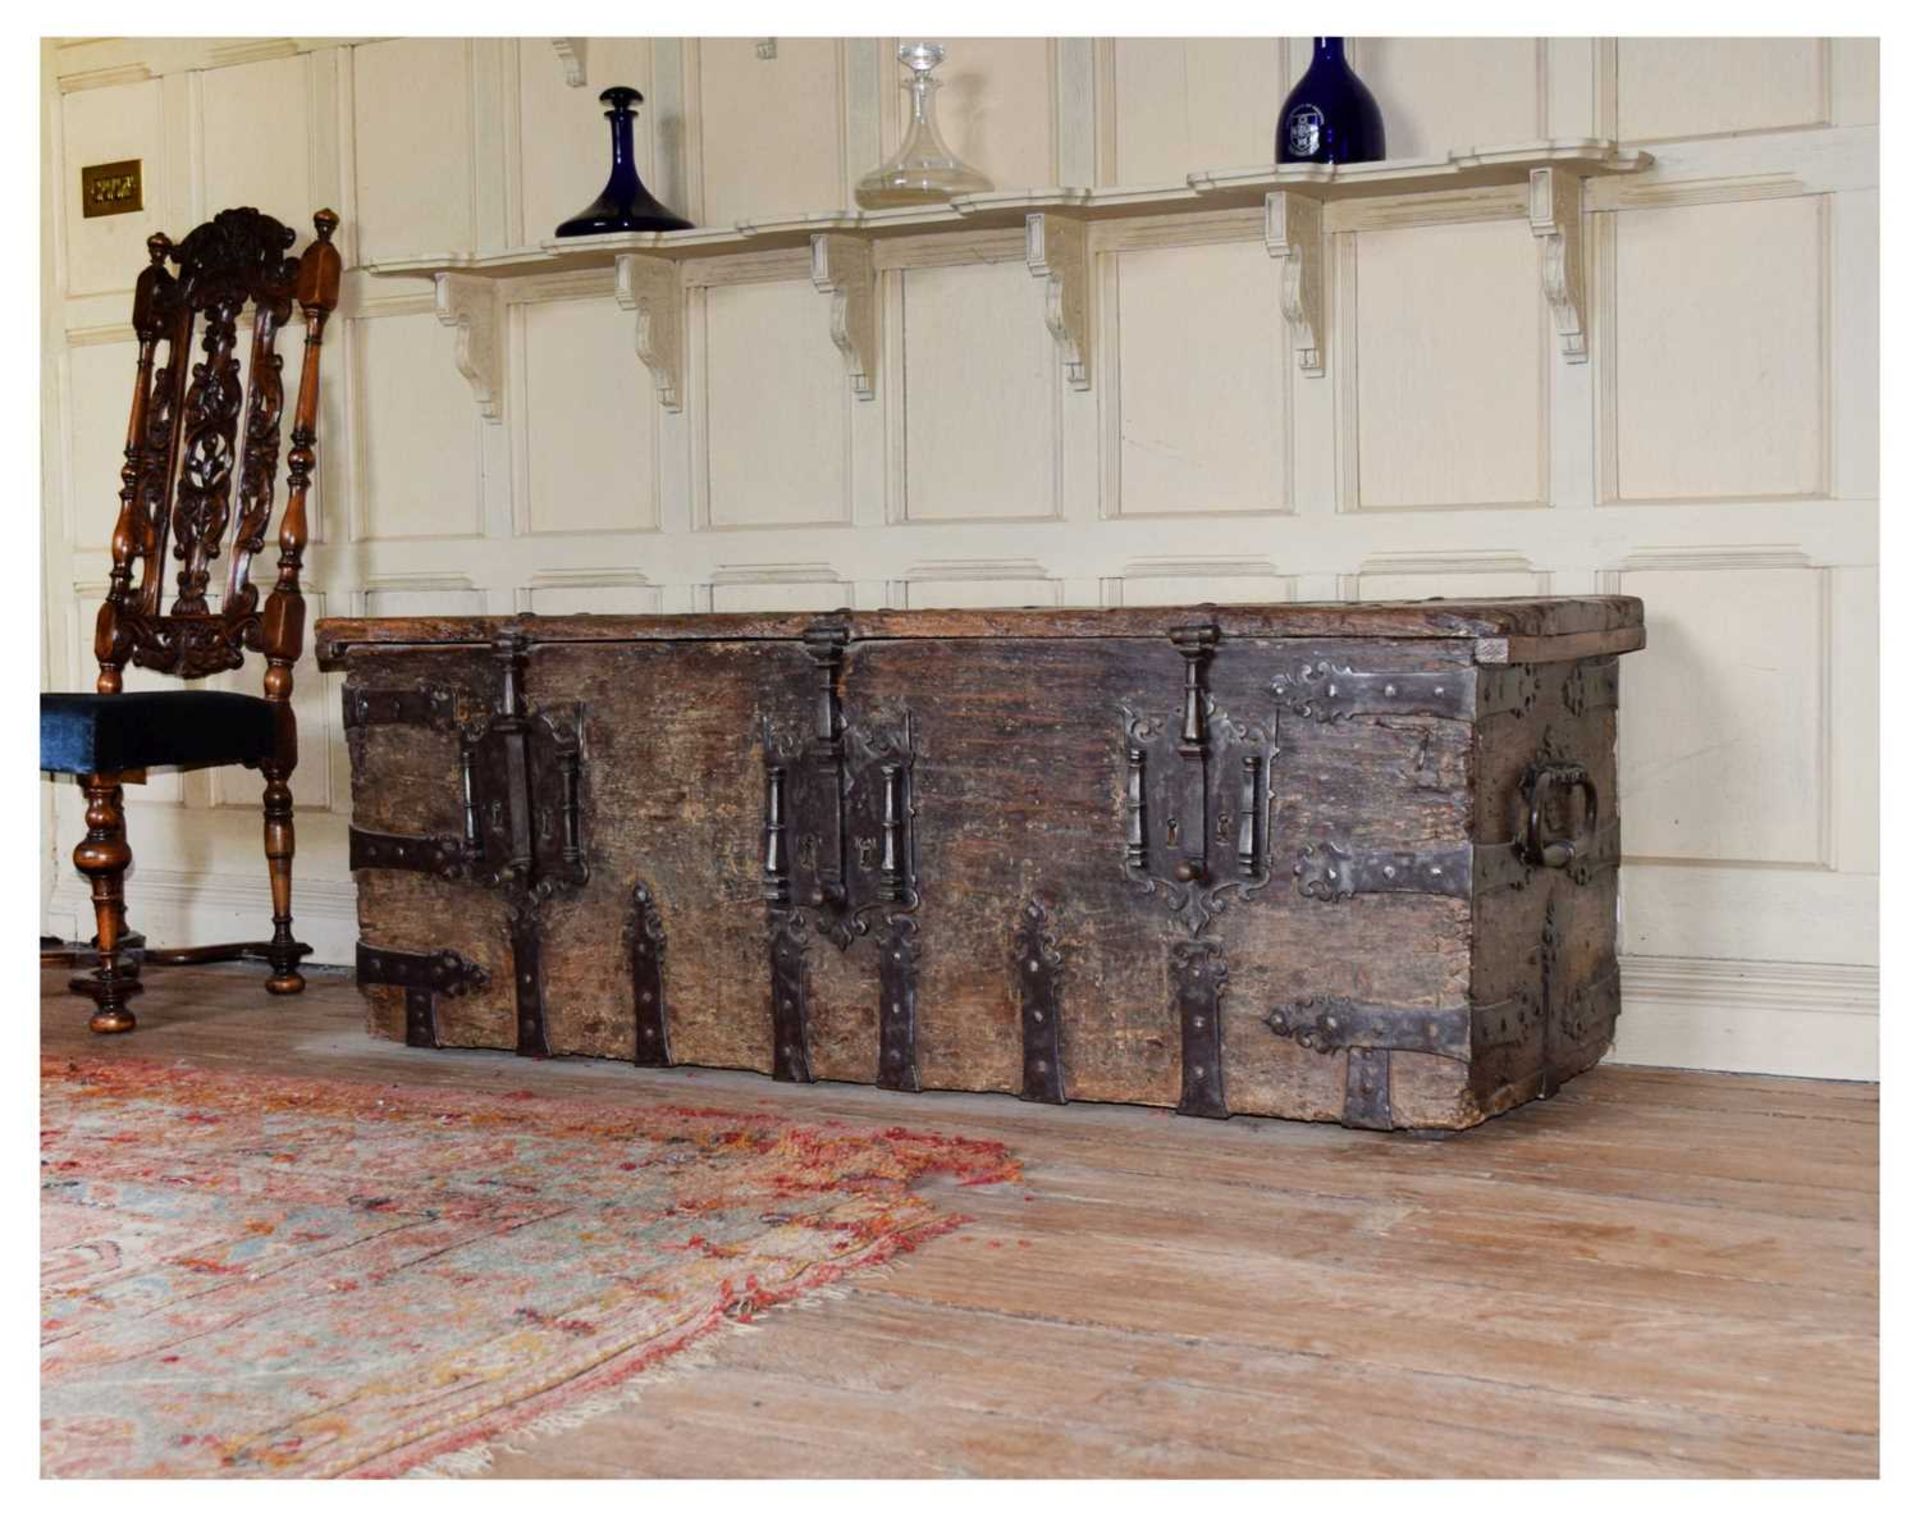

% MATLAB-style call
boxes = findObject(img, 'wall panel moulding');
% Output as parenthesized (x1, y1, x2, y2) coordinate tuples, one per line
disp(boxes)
(372, 139, 1650, 407)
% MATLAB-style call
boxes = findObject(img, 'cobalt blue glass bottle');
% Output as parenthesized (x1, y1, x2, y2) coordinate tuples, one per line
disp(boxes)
(555, 86, 693, 236)
(1276, 38, 1386, 165)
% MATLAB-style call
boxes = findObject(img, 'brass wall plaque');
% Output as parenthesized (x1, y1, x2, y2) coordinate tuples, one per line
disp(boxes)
(80, 159, 143, 219)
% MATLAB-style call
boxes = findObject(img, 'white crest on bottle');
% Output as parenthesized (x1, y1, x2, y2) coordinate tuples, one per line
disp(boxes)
(1287, 106, 1324, 158)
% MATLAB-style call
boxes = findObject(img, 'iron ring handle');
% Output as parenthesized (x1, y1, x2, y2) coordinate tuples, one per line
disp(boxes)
(1522, 763, 1597, 869)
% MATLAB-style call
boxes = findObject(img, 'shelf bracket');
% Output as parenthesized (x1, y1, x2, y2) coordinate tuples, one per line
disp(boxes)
(1264, 191, 1324, 377)
(1026, 213, 1091, 391)
(1529, 166, 1587, 364)
(433, 273, 504, 422)
(551, 38, 588, 87)
(614, 253, 685, 413)
(810, 233, 878, 400)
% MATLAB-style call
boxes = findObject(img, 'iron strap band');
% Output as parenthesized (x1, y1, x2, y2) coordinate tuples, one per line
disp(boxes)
(1273, 662, 1540, 723)
(628, 882, 669, 1067)
(342, 684, 459, 730)
(1014, 900, 1066, 1104)
(355, 941, 488, 1051)
(1173, 939, 1229, 1119)
(1265, 988, 1544, 1063)
(355, 941, 488, 995)
(877, 918, 919, 1092)
(1561, 659, 1621, 716)
(349, 827, 469, 878)
(1292, 825, 1621, 902)
(770, 913, 813, 1083)
(508, 899, 550, 1058)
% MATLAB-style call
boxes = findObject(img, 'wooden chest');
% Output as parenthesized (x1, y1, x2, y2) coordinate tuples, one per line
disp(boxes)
(314, 599, 1643, 1132)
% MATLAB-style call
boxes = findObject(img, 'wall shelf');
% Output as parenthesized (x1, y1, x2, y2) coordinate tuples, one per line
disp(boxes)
(366, 138, 1651, 417)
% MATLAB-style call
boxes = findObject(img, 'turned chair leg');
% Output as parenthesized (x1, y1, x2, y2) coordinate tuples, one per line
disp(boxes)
(261, 764, 305, 995)
(72, 774, 142, 1034)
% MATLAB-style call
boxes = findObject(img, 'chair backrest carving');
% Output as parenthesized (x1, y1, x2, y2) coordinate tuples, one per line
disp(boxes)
(94, 207, 341, 711)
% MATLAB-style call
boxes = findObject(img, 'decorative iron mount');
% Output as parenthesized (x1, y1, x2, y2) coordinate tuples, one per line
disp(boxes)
(1266, 987, 1541, 1129)
(356, 942, 489, 1050)
(761, 623, 919, 951)
(761, 619, 922, 1088)
(1122, 623, 1277, 936)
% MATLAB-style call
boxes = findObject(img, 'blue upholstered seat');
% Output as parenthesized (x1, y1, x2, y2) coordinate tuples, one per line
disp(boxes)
(40, 691, 277, 776)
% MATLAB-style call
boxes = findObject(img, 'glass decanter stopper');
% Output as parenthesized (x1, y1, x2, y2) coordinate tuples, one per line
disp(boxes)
(855, 42, 992, 209)
(555, 86, 694, 237)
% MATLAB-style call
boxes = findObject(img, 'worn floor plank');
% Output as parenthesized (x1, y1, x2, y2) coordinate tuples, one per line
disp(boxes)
(40, 963, 1879, 1478)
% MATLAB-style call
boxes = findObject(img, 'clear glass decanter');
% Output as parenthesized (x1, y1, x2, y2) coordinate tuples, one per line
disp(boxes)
(855, 42, 992, 209)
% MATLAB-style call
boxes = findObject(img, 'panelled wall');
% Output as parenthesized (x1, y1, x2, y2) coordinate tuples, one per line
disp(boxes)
(40, 36, 1879, 1078)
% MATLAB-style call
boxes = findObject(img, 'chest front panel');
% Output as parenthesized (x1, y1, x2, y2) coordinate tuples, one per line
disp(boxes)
(334, 611, 1629, 1131)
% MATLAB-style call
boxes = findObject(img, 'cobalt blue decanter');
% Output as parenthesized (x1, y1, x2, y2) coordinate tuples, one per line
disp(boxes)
(555, 86, 693, 236)
(1277, 38, 1386, 164)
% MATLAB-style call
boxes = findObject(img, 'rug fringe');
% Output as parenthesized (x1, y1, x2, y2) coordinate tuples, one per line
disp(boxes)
(408, 1273, 877, 1478)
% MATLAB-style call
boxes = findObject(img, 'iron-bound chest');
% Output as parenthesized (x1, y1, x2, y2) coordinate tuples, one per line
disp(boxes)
(314, 598, 1643, 1132)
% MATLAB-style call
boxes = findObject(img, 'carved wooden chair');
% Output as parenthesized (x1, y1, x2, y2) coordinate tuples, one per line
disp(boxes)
(39, 207, 341, 1033)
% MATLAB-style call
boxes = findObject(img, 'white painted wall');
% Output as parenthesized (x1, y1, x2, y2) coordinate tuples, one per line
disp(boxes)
(39, 36, 1879, 1079)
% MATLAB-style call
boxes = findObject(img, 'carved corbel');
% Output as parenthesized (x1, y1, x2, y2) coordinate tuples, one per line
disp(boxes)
(1529, 166, 1587, 364)
(810, 233, 877, 400)
(614, 253, 685, 413)
(433, 273, 504, 422)
(551, 38, 588, 87)
(1025, 212, 1091, 391)
(1264, 191, 1324, 377)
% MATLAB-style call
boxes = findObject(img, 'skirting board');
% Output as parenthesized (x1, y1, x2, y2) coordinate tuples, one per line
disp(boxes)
(43, 869, 1878, 1082)
(1612, 955, 1878, 1082)
(43, 864, 360, 966)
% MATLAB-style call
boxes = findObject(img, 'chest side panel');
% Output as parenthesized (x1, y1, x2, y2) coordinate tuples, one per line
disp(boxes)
(1468, 656, 1623, 1117)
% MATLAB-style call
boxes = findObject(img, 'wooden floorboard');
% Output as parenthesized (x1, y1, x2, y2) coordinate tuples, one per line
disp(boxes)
(40, 963, 1879, 1478)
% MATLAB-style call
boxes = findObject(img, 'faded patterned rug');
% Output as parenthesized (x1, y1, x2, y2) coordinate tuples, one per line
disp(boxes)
(41, 1055, 1017, 1478)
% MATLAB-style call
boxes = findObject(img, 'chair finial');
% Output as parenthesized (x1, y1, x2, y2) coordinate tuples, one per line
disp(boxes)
(312, 209, 339, 243)
(146, 232, 170, 265)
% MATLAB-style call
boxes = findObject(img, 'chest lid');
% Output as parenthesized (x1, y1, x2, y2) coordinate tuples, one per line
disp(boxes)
(316, 596, 1643, 670)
